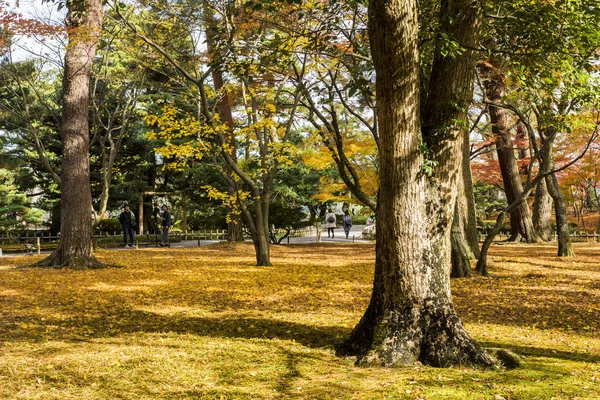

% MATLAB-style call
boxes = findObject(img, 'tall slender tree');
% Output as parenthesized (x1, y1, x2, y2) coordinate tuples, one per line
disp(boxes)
(36, 0, 104, 268)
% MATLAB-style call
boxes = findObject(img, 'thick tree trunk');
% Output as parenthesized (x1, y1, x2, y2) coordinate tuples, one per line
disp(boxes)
(478, 59, 538, 243)
(338, 0, 492, 368)
(35, 0, 103, 268)
(532, 178, 553, 241)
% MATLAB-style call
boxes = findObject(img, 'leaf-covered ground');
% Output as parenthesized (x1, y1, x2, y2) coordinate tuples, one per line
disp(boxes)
(0, 242, 599, 399)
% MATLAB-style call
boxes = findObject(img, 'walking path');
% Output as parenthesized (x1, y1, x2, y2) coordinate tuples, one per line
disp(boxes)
(0, 225, 373, 258)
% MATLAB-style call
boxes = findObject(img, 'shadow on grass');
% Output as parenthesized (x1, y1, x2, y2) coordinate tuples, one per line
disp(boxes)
(481, 341, 600, 364)
(0, 307, 350, 350)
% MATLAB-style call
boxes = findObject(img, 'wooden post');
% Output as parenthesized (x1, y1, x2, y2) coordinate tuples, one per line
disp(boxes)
(36, 237, 41, 255)
(138, 192, 144, 235)
(315, 223, 321, 243)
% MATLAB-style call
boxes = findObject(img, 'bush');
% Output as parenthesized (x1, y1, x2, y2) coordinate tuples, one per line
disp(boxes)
(351, 213, 371, 225)
(97, 218, 121, 233)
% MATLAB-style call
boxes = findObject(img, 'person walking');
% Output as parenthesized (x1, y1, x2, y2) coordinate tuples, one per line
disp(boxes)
(324, 209, 337, 238)
(160, 204, 173, 247)
(119, 204, 136, 248)
(342, 210, 353, 239)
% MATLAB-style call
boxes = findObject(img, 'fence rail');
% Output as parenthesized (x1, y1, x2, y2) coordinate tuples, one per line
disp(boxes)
(479, 231, 600, 243)
(0, 229, 230, 253)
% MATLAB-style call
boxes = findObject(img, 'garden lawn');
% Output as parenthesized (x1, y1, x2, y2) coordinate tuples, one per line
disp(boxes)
(0, 242, 599, 399)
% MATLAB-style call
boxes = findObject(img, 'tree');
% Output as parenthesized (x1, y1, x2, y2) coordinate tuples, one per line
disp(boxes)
(479, 0, 600, 257)
(0, 168, 43, 230)
(336, 0, 493, 367)
(36, 0, 104, 268)
(477, 56, 539, 243)
(89, 16, 146, 227)
(114, 0, 308, 266)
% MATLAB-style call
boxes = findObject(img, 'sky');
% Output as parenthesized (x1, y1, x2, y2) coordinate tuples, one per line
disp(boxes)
(6, 0, 65, 62)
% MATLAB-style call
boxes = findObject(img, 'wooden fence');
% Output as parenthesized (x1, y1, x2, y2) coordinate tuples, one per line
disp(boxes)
(479, 231, 600, 243)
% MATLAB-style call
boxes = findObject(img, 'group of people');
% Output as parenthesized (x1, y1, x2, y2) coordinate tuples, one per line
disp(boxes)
(119, 204, 173, 248)
(324, 209, 353, 239)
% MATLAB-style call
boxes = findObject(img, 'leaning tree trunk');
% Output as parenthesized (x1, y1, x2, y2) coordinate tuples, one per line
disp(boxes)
(478, 59, 538, 243)
(532, 178, 553, 241)
(337, 0, 493, 368)
(35, 0, 103, 268)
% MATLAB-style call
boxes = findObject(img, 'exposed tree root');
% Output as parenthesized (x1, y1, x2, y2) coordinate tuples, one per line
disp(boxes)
(338, 301, 495, 368)
(31, 250, 106, 269)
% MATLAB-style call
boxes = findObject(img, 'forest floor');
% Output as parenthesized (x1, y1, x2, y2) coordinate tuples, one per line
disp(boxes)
(0, 242, 599, 399)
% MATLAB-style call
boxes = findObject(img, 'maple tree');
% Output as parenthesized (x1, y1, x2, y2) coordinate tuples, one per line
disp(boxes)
(474, 0, 600, 258)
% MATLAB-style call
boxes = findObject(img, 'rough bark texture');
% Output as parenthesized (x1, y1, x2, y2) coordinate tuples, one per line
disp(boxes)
(539, 128, 574, 257)
(532, 178, 553, 241)
(476, 212, 506, 276)
(462, 131, 480, 258)
(451, 202, 472, 278)
(337, 0, 493, 368)
(547, 174, 574, 256)
(478, 59, 538, 243)
(35, 0, 104, 268)
(451, 127, 479, 277)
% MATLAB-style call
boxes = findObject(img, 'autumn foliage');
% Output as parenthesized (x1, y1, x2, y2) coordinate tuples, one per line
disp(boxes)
(1, 243, 599, 398)
(0, 1, 61, 52)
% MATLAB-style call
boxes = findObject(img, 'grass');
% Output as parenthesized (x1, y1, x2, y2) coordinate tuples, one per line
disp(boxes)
(0, 242, 599, 399)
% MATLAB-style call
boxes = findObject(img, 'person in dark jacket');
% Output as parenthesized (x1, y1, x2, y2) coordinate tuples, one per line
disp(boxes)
(342, 210, 353, 239)
(160, 204, 173, 246)
(119, 204, 136, 248)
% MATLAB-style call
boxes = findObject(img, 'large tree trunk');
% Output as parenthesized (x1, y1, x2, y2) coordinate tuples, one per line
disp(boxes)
(35, 0, 103, 268)
(478, 59, 538, 243)
(337, 0, 493, 368)
(532, 178, 553, 241)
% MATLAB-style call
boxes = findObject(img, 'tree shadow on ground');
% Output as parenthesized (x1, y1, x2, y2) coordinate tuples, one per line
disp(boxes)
(480, 341, 600, 364)
(0, 307, 351, 350)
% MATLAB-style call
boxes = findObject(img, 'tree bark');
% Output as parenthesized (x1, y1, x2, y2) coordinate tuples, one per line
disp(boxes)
(451, 202, 473, 278)
(476, 212, 506, 277)
(204, 6, 245, 242)
(539, 127, 574, 257)
(451, 131, 477, 277)
(478, 59, 538, 243)
(35, 0, 103, 268)
(532, 178, 553, 241)
(337, 0, 493, 368)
